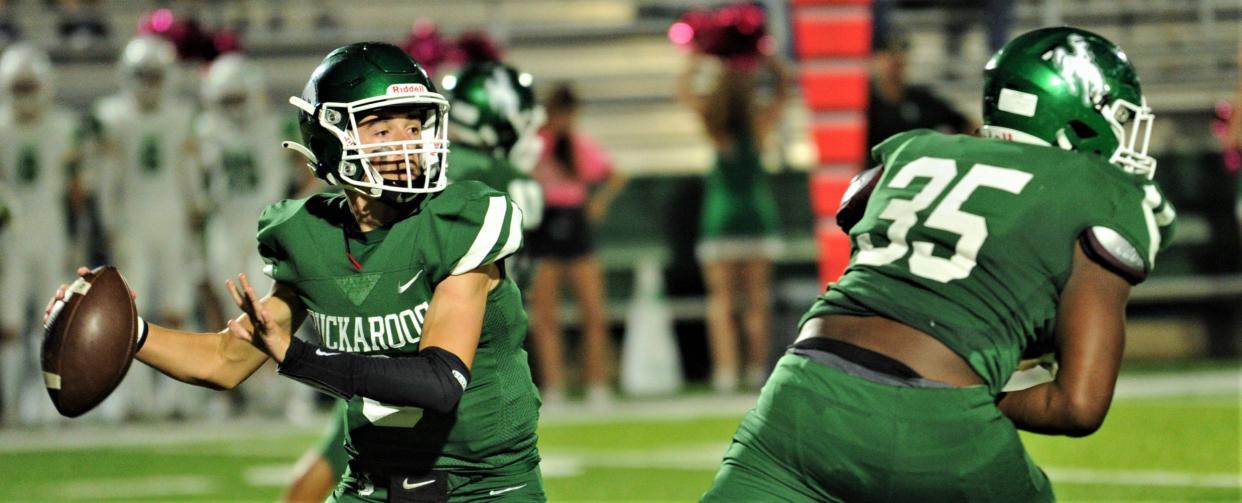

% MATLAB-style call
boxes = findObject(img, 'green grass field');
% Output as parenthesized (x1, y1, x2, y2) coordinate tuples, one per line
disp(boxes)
(0, 365, 1237, 502)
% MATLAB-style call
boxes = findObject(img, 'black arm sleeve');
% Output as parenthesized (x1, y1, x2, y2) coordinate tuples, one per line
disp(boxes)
(276, 338, 471, 414)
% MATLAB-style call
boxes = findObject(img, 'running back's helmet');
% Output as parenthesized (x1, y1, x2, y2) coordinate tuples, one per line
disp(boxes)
(442, 62, 544, 173)
(202, 53, 265, 124)
(0, 43, 53, 118)
(119, 36, 177, 106)
(286, 42, 449, 203)
(981, 27, 1155, 178)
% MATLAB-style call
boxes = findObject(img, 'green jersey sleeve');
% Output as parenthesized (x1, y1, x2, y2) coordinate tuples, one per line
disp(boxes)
(256, 196, 313, 283)
(422, 181, 525, 282)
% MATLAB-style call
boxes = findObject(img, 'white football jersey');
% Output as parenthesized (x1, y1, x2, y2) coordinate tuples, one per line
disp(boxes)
(93, 94, 197, 222)
(0, 106, 77, 236)
(194, 110, 290, 216)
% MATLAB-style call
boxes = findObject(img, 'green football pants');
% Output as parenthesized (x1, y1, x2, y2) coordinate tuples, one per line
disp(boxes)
(702, 354, 1054, 502)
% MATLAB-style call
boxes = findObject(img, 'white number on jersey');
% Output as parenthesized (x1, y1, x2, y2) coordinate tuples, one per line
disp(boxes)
(855, 157, 1033, 283)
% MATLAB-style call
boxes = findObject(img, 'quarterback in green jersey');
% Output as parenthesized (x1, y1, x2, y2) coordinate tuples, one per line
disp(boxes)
(48, 43, 543, 502)
(282, 60, 549, 502)
(703, 27, 1176, 502)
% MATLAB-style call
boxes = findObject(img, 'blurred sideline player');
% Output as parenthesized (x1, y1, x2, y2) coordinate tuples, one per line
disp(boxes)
(703, 27, 1176, 501)
(196, 53, 314, 421)
(441, 60, 545, 229)
(90, 35, 203, 421)
(50, 42, 544, 501)
(0, 44, 78, 426)
(281, 58, 546, 503)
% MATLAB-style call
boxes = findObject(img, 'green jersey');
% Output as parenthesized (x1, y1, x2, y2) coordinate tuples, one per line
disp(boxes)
(803, 130, 1175, 394)
(257, 181, 539, 483)
(448, 145, 543, 230)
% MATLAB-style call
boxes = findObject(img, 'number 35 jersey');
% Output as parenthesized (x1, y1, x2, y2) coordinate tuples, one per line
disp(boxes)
(803, 130, 1176, 394)
(257, 180, 538, 477)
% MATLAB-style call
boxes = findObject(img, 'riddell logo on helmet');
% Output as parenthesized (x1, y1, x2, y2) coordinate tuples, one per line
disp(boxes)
(387, 83, 427, 95)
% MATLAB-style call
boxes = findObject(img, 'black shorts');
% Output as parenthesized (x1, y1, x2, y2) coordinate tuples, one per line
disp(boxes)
(526, 206, 593, 259)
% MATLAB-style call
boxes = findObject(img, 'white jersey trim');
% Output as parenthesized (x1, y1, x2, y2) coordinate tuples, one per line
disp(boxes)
(497, 202, 523, 260)
(451, 196, 508, 275)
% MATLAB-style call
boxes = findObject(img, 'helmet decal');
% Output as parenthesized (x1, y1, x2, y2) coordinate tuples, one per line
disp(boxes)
(387, 83, 428, 95)
(997, 88, 1037, 117)
(1042, 34, 1108, 109)
(484, 68, 521, 120)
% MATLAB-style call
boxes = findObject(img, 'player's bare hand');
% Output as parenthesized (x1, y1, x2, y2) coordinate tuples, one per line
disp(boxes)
(44, 266, 137, 326)
(226, 273, 290, 363)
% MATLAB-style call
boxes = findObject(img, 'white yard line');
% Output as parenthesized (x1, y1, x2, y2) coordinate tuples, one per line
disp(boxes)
(538, 393, 760, 425)
(243, 464, 294, 487)
(540, 446, 1242, 490)
(0, 417, 323, 453)
(1044, 467, 1242, 489)
(48, 475, 217, 499)
(1113, 369, 1240, 399)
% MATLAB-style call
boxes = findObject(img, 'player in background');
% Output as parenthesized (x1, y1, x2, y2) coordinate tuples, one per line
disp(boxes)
(89, 35, 204, 422)
(702, 27, 1176, 501)
(195, 53, 315, 422)
(50, 42, 543, 501)
(441, 61, 544, 231)
(0, 44, 80, 426)
(281, 58, 547, 503)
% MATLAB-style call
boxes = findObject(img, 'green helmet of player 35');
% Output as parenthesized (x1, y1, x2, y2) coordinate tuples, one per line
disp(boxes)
(980, 27, 1156, 178)
(285, 42, 450, 203)
(442, 62, 545, 173)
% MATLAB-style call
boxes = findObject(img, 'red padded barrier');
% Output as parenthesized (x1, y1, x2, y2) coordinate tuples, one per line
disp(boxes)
(794, 16, 871, 59)
(801, 69, 869, 111)
(812, 121, 867, 165)
(816, 221, 853, 284)
(809, 170, 854, 218)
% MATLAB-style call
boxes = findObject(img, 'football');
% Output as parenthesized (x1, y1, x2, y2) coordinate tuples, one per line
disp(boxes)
(41, 266, 139, 417)
(835, 165, 884, 232)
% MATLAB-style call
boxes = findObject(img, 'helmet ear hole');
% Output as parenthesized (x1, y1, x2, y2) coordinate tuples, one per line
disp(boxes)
(1068, 120, 1098, 140)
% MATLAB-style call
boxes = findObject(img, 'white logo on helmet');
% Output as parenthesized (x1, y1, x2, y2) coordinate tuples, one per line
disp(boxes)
(485, 68, 520, 118)
(1042, 34, 1109, 109)
(387, 83, 427, 95)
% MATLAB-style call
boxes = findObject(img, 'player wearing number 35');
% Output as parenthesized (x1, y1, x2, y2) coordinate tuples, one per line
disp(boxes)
(702, 27, 1176, 502)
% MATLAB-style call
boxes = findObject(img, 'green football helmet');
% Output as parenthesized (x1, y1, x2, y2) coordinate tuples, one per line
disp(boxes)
(285, 42, 450, 203)
(980, 27, 1156, 178)
(442, 62, 544, 173)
